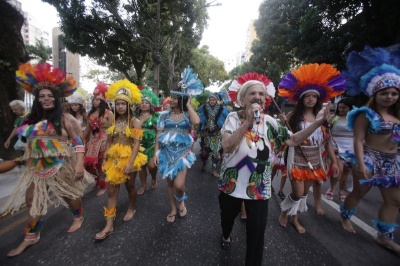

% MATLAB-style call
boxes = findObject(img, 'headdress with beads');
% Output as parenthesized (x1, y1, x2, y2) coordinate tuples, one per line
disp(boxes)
(105, 79, 142, 105)
(93, 82, 108, 101)
(229, 73, 276, 107)
(140, 86, 160, 106)
(278, 63, 346, 103)
(16, 63, 76, 97)
(171, 66, 204, 97)
(343, 45, 400, 97)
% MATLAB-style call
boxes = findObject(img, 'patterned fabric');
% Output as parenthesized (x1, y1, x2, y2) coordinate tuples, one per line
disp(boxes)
(137, 113, 159, 161)
(218, 112, 291, 200)
(157, 111, 195, 180)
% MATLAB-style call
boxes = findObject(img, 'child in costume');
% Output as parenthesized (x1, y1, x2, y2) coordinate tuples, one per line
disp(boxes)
(154, 66, 201, 223)
(84, 82, 114, 196)
(340, 46, 400, 254)
(135, 87, 160, 193)
(278, 63, 344, 233)
(95, 79, 147, 240)
(4, 63, 93, 257)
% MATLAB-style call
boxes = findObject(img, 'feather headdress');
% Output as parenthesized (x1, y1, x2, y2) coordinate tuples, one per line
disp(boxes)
(106, 79, 141, 105)
(67, 92, 85, 105)
(171, 66, 204, 97)
(93, 82, 108, 101)
(140, 87, 160, 106)
(229, 73, 275, 107)
(16, 63, 77, 97)
(278, 63, 346, 103)
(343, 45, 400, 96)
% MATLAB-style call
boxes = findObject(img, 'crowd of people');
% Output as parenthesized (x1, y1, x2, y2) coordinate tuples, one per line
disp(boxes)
(2, 45, 400, 265)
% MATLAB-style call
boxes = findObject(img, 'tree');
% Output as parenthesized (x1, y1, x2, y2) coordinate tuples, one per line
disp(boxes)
(189, 46, 228, 87)
(251, 0, 400, 85)
(0, 0, 29, 159)
(26, 38, 52, 64)
(44, 0, 208, 96)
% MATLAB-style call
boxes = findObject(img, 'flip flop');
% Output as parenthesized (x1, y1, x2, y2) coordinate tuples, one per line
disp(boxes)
(325, 189, 334, 200)
(179, 207, 187, 218)
(95, 230, 114, 240)
(166, 213, 176, 223)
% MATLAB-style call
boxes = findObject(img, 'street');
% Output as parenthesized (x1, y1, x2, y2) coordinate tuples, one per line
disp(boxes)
(0, 143, 399, 266)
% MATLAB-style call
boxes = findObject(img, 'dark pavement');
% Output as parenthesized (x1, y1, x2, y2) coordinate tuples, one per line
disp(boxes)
(0, 143, 399, 265)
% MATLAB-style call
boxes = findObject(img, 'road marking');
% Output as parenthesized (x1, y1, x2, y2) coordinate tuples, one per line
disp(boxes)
(310, 187, 377, 238)
(0, 215, 29, 235)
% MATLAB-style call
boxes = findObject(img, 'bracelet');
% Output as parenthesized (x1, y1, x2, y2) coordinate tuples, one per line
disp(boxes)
(74, 145, 85, 153)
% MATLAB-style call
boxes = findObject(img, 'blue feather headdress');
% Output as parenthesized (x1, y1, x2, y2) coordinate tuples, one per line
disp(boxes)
(343, 45, 400, 96)
(171, 66, 204, 97)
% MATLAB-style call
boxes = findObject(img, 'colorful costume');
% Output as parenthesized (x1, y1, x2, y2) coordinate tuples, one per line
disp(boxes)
(340, 45, 400, 241)
(84, 82, 111, 189)
(330, 117, 354, 160)
(67, 93, 87, 132)
(198, 93, 230, 172)
(278, 63, 346, 215)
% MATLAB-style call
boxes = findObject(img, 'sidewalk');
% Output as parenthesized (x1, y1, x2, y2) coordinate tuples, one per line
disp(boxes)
(0, 166, 21, 211)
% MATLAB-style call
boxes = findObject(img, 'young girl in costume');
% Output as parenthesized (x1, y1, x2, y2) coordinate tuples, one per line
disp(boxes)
(325, 97, 354, 202)
(154, 66, 201, 223)
(68, 92, 88, 133)
(84, 82, 114, 196)
(340, 46, 400, 254)
(135, 87, 159, 194)
(278, 63, 343, 233)
(95, 79, 147, 240)
(5, 63, 93, 257)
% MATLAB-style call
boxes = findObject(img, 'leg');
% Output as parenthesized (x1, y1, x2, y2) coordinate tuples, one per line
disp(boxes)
(290, 180, 313, 234)
(174, 170, 188, 218)
(279, 179, 304, 227)
(211, 156, 220, 177)
(313, 181, 324, 215)
(341, 168, 371, 233)
(95, 184, 120, 239)
(278, 170, 287, 200)
(338, 164, 350, 202)
(166, 178, 177, 222)
(137, 165, 147, 195)
(218, 192, 242, 247)
(241, 201, 247, 220)
(375, 187, 400, 254)
(201, 149, 209, 172)
(244, 199, 269, 266)
(8, 183, 42, 257)
(123, 172, 138, 221)
(96, 172, 107, 196)
(148, 159, 158, 189)
(63, 196, 84, 233)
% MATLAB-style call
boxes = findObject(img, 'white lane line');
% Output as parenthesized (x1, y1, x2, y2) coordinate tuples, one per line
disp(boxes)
(309, 187, 377, 238)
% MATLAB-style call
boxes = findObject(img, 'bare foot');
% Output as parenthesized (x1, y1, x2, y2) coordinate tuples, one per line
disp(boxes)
(278, 212, 288, 227)
(341, 219, 356, 233)
(151, 180, 158, 189)
(376, 235, 400, 255)
(96, 188, 106, 196)
(67, 217, 84, 233)
(7, 235, 40, 257)
(123, 209, 136, 222)
(291, 217, 306, 234)
(212, 171, 219, 177)
(316, 206, 325, 216)
(137, 187, 146, 195)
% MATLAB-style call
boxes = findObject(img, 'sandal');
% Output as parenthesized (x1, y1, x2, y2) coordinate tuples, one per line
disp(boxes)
(166, 213, 176, 223)
(325, 188, 334, 200)
(277, 191, 286, 200)
(179, 207, 187, 218)
(338, 192, 346, 202)
(95, 230, 114, 240)
(137, 187, 146, 195)
(220, 234, 232, 249)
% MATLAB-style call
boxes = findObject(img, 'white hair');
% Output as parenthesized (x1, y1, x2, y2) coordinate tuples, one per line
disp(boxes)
(9, 100, 26, 109)
(236, 80, 264, 107)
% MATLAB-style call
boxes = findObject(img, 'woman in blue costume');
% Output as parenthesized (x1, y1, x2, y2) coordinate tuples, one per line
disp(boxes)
(135, 88, 160, 194)
(340, 46, 400, 254)
(154, 66, 201, 223)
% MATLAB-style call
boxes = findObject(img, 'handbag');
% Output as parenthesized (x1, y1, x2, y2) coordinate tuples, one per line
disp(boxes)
(13, 138, 26, 151)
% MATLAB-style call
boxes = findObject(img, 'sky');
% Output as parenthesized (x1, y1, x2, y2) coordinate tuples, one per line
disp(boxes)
(17, 0, 263, 91)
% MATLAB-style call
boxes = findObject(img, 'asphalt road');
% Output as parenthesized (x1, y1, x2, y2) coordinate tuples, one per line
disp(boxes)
(0, 143, 399, 266)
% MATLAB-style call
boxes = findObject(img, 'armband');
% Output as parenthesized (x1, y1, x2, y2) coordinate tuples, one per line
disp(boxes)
(70, 136, 84, 147)
(75, 145, 85, 153)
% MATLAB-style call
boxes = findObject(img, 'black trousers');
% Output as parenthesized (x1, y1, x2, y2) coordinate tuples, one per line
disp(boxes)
(218, 192, 269, 266)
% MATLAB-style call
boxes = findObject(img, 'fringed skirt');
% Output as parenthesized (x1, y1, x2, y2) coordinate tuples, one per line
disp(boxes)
(3, 142, 93, 217)
(344, 146, 400, 188)
(157, 132, 195, 180)
(103, 143, 147, 185)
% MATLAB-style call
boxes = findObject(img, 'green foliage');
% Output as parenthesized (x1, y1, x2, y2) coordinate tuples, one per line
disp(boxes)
(250, 0, 400, 85)
(25, 38, 52, 64)
(189, 46, 228, 87)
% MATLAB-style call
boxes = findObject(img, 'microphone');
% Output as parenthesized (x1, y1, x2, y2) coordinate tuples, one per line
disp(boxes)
(254, 109, 260, 124)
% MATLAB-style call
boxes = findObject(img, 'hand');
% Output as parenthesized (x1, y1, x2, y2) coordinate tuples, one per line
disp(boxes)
(74, 165, 84, 181)
(245, 103, 261, 124)
(354, 163, 370, 180)
(123, 163, 132, 174)
(153, 155, 159, 166)
(316, 102, 332, 124)
(278, 113, 287, 124)
(186, 96, 192, 108)
(331, 163, 340, 178)
(4, 139, 10, 149)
